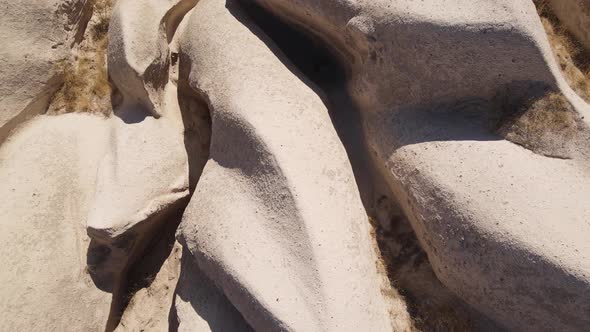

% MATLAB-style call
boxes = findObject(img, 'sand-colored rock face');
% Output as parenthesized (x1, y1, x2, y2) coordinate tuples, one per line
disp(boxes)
(0, 0, 90, 143)
(175, 1, 409, 330)
(1, 0, 590, 331)
(0, 114, 112, 331)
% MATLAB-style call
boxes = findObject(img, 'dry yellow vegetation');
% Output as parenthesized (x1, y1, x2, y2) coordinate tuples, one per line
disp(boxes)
(49, 0, 113, 116)
(534, 0, 590, 102)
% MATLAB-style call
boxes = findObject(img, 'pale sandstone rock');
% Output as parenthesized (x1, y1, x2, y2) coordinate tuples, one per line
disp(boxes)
(176, 1, 412, 330)
(86, 0, 198, 296)
(0, 114, 111, 331)
(547, 0, 590, 50)
(0, 0, 90, 143)
(253, 0, 590, 329)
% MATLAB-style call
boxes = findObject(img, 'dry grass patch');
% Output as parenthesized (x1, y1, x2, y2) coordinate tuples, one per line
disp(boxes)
(534, 0, 590, 102)
(49, 0, 113, 116)
(496, 90, 583, 159)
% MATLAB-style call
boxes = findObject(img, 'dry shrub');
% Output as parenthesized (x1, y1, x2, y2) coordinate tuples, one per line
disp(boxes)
(49, 0, 113, 116)
(92, 0, 112, 40)
(533, 0, 590, 102)
(496, 90, 581, 159)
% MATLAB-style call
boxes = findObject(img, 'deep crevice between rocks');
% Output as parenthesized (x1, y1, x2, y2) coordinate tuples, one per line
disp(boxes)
(236, 1, 500, 330)
(0, 0, 97, 146)
(533, 0, 590, 103)
(106, 68, 212, 332)
(91, 83, 213, 332)
(86, 2, 211, 329)
(96, 87, 211, 331)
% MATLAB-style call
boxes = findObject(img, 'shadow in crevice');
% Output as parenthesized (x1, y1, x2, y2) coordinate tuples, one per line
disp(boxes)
(228, 0, 374, 207)
(176, 76, 212, 193)
(86, 45, 213, 332)
(113, 106, 151, 124)
(85, 81, 212, 328)
(170, 250, 255, 332)
(376, 96, 501, 152)
(123, 206, 185, 298)
(86, 199, 189, 332)
(229, 1, 502, 330)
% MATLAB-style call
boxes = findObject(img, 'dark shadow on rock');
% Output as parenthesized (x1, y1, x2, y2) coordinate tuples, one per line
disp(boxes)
(168, 293, 180, 332)
(227, 0, 504, 207)
(86, 239, 117, 293)
(376, 97, 500, 152)
(173, 249, 254, 332)
(124, 205, 185, 298)
(177, 54, 212, 192)
(83, 2, 211, 330)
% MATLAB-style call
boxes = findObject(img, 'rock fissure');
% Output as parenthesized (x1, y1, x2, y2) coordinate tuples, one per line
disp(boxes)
(237, 1, 507, 330)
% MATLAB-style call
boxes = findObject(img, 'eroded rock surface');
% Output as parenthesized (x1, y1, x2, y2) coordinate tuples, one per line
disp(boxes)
(0, 114, 112, 331)
(1, 0, 589, 331)
(175, 0, 410, 330)
(252, 0, 590, 330)
(85, 0, 199, 311)
(0, 0, 90, 142)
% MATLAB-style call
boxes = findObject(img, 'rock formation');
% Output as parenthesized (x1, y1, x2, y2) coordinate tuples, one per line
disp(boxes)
(1, 0, 589, 331)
